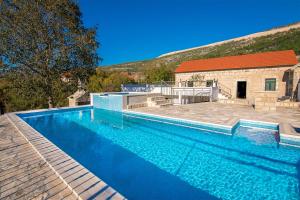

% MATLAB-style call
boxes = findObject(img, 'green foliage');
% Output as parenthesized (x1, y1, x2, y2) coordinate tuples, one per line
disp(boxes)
(0, 78, 8, 113)
(0, 0, 98, 110)
(0, 74, 47, 111)
(87, 70, 107, 92)
(1, 72, 77, 112)
(87, 69, 135, 92)
(144, 66, 174, 83)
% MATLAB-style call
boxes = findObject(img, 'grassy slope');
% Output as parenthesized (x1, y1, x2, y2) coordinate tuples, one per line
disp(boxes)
(101, 27, 300, 73)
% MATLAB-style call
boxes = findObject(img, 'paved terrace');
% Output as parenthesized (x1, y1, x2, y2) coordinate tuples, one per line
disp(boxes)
(131, 102, 300, 136)
(0, 115, 77, 199)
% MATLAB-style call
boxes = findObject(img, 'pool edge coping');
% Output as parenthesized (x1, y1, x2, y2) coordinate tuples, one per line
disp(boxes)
(6, 113, 126, 200)
(123, 110, 233, 129)
(123, 110, 280, 131)
(15, 105, 92, 114)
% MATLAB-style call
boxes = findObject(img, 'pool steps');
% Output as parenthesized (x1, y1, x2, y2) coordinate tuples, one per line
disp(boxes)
(147, 96, 173, 108)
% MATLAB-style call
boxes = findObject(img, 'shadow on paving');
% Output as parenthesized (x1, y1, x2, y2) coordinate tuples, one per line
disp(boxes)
(293, 126, 300, 134)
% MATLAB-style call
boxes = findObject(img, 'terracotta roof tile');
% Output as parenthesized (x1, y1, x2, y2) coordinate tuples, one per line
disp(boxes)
(175, 50, 298, 73)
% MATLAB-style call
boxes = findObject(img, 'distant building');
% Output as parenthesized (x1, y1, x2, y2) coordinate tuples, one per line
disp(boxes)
(68, 90, 90, 107)
(175, 50, 300, 106)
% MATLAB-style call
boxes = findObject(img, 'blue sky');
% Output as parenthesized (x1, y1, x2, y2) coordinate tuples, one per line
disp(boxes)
(78, 0, 300, 66)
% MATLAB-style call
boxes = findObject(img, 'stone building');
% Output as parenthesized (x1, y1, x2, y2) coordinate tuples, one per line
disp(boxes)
(175, 50, 300, 106)
(68, 89, 90, 107)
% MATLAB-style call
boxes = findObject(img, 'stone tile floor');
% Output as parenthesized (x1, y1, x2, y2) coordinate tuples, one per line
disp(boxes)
(131, 102, 300, 136)
(0, 115, 77, 200)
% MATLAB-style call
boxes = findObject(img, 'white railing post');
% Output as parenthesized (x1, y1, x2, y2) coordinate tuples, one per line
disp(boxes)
(90, 93, 94, 106)
(160, 80, 162, 95)
(210, 87, 213, 102)
(179, 90, 182, 104)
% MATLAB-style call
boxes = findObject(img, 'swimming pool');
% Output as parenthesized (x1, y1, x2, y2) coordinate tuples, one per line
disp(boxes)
(19, 107, 300, 200)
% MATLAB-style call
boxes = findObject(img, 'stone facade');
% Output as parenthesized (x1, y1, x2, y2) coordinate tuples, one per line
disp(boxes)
(254, 91, 278, 111)
(68, 90, 90, 107)
(175, 66, 300, 104)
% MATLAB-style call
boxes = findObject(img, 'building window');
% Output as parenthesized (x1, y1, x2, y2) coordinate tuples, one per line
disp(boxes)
(206, 80, 213, 87)
(265, 78, 276, 91)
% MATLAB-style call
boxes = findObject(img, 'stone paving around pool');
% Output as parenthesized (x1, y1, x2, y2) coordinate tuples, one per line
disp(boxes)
(131, 102, 300, 137)
(0, 114, 125, 200)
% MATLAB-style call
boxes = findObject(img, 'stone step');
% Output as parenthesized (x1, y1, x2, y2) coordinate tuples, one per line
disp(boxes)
(154, 99, 170, 105)
(158, 103, 173, 108)
(147, 96, 165, 101)
(127, 103, 148, 109)
(219, 99, 251, 105)
(146, 95, 173, 108)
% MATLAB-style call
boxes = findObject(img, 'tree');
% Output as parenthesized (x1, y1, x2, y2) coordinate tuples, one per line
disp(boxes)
(0, 0, 99, 108)
(0, 77, 8, 114)
(102, 72, 135, 92)
(144, 66, 174, 83)
(87, 69, 108, 92)
(87, 69, 135, 92)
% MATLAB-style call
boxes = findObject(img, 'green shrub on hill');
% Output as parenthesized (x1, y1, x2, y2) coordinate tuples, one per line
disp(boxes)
(87, 69, 135, 92)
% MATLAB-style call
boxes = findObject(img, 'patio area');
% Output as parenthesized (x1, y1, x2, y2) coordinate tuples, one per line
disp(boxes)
(131, 102, 300, 136)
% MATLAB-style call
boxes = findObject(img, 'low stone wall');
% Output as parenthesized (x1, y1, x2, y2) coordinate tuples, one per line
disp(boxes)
(126, 93, 157, 106)
(68, 98, 76, 107)
(254, 91, 278, 111)
(218, 99, 251, 106)
(276, 101, 300, 108)
(127, 103, 148, 109)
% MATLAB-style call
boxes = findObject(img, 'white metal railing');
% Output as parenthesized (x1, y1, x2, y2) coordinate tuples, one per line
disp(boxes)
(151, 86, 218, 102)
(172, 87, 211, 96)
(218, 82, 232, 98)
(122, 82, 219, 104)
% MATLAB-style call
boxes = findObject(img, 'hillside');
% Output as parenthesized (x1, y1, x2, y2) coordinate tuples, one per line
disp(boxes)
(101, 22, 300, 73)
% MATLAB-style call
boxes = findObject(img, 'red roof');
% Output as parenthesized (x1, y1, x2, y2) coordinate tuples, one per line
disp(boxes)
(175, 50, 298, 73)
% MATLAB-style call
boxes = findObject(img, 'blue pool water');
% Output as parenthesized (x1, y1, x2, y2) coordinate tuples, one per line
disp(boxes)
(19, 108, 300, 200)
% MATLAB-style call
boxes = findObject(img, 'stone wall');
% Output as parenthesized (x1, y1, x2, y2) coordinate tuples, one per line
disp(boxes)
(254, 91, 278, 111)
(175, 66, 296, 103)
(68, 98, 77, 107)
(276, 101, 300, 108)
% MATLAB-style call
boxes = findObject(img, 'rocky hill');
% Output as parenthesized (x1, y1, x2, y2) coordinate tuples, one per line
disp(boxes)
(101, 22, 300, 73)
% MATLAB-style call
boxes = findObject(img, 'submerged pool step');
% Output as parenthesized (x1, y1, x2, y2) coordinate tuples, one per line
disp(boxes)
(124, 111, 232, 135)
(124, 111, 280, 137)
